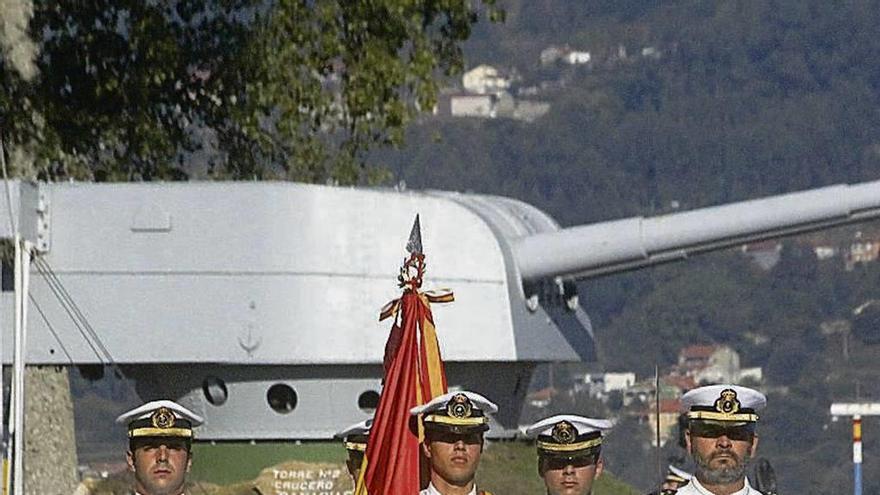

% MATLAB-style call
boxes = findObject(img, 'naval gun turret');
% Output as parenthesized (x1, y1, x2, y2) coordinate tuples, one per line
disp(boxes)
(0, 179, 879, 439)
(513, 181, 880, 281)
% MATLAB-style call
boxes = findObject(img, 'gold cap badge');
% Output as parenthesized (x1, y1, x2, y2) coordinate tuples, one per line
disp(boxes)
(151, 407, 177, 429)
(447, 393, 473, 419)
(551, 421, 577, 444)
(714, 389, 741, 415)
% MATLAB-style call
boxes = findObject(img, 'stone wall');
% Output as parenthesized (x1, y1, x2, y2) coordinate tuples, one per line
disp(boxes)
(24, 365, 78, 495)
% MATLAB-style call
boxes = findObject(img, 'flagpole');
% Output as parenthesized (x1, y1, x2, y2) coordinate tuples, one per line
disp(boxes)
(9, 237, 21, 495)
(356, 214, 453, 495)
(0, 133, 14, 494)
(654, 365, 661, 485)
(10, 238, 29, 495)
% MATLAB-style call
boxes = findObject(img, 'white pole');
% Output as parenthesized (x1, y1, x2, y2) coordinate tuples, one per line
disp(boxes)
(10, 239, 29, 495)
(8, 236, 21, 495)
(0, 136, 15, 494)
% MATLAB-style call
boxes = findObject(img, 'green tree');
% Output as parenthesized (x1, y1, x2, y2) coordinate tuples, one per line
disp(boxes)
(0, 0, 501, 183)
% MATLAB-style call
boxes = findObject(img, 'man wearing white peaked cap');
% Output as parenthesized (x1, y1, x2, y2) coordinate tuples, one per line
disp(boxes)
(411, 391, 498, 495)
(647, 464, 692, 495)
(677, 384, 767, 495)
(335, 418, 372, 482)
(526, 415, 613, 495)
(116, 400, 203, 495)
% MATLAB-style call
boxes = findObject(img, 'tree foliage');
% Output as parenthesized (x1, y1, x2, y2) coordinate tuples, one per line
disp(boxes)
(0, 0, 501, 182)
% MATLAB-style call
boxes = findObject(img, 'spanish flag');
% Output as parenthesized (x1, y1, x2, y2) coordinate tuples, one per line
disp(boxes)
(355, 217, 452, 495)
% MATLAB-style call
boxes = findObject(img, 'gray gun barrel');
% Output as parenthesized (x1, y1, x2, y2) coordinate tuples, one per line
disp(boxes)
(514, 180, 880, 281)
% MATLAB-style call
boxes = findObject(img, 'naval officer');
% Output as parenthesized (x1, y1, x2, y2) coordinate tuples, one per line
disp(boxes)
(116, 400, 203, 495)
(411, 391, 498, 495)
(335, 418, 372, 482)
(647, 465, 692, 495)
(526, 415, 613, 495)
(676, 384, 767, 495)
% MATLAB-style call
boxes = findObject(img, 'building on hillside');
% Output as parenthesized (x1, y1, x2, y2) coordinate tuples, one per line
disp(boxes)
(846, 239, 880, 270)
(604, 372, 637, 392)
(576, 373, 602, 396)
(462, 65, 511, 95)
(450, 94, 496, 118)
(623, 381, 654, 407)
(441, 92, 550, 123)
(741, 241, 782, 270)
(645, 398, 681, 447)
(512, 100, 551, 122)
(641, 46, 662, 59)
(564, 51, 591, 65)
(540, 45, 567, 65)
(737, 366, 763, 384)
(662, 374, 696, 395)
(814, 245, 838, 260)
(527, 387, 558, 409)
(678, 344, 719, 370)
(579, 372, 636, 399)
(676, 344, 762, 385)
(540, 45, 591, 66)
(678, 344, 740, 385)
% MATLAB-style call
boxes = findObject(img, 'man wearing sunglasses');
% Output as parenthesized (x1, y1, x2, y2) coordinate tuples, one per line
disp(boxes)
(647, 464, 692, 495)
(411, 391, 498, 495)
(526, 415, 613, 495)
(335, 418, 372, 483)
(678, 384, 767, 495)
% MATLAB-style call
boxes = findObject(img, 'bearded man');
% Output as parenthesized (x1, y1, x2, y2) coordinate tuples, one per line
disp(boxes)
(677, 385, 767, 495)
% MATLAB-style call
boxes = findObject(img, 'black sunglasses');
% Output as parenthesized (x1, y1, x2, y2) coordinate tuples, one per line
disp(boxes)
(543, 454, 598, 470)
(690, 423, 755, 441)
(427, 430, 483, 445)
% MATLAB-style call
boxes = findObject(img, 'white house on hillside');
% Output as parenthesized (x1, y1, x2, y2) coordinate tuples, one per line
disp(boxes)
(462, 65, 511, 95)
(677, 344, 762, 385)
(564, 51, 591, 64)
(450, 94, 496, 118)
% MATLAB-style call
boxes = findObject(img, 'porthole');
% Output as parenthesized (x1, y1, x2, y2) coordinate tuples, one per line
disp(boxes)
(202, 376, 228, 406)
(358, 390, 380, 413)
(267, 383, 297, 414)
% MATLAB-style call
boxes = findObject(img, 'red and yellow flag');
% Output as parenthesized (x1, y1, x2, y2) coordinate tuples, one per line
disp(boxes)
(355, 249, 453, 495)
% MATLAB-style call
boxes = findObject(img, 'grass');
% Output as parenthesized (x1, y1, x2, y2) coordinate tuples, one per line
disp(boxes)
(187, 440, 639, 495)
(478, 441, 639, 495)
(190, 441, 346, 485)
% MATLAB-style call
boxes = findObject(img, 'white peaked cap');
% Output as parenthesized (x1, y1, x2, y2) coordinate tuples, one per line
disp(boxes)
(681, 384, 766, 422)
(116, 400, 204, 425)
(410, 390, 498, 416)
(335, 418, 373, 439)
(525, 415, 614, 438)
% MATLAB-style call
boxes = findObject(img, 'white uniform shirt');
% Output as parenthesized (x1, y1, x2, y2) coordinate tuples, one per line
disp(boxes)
(675, 477, 762, 495)
(419, 482, 478, 495)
